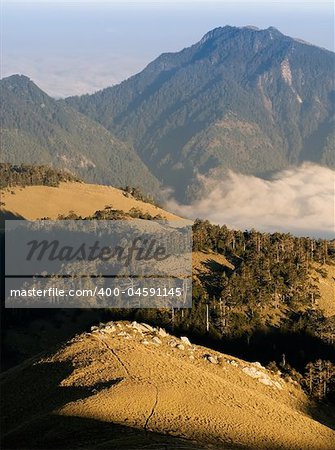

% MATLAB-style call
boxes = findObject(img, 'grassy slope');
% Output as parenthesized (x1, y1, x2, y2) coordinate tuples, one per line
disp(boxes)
(1, 321, 334, 450)
(0, 182, 180, 220)
(311, 263, 335, 317)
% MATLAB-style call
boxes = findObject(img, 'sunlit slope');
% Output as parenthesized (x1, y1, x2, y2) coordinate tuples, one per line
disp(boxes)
(2, 321, 334, 450)
(0, 182, 180, 220)
(311, 263, 335, 317)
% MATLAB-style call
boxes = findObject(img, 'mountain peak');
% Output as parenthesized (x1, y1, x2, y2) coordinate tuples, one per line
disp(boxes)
(266, 26, 283, 36)
(200, 25, 285, 44)
(1, 74, 50, 106)
(1, 74, 45, 95)
(242, 25, 260, 31)
(199, 26, 238, 43)
(1, 74, 32, 86)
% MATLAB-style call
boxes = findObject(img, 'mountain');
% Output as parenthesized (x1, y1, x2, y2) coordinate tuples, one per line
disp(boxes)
(2, 321, 334, 450)
(0, 75, 160, 195)
(66, 26, 335, 200)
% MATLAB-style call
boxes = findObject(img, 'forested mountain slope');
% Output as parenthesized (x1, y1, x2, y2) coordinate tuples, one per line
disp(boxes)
(0, 75, 160, 195)
(66, 26, 335, 199)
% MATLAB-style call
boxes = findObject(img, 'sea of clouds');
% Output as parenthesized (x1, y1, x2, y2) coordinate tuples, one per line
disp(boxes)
(167, 163, 335, 238)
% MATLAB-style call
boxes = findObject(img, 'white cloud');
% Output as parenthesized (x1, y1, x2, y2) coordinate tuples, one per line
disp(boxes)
(166, 163, 335, 238)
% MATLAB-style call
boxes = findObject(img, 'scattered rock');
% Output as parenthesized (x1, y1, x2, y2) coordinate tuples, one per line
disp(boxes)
(259, 377, 272, 387)
(158, 327, 168, 338)
(206, 355, 218, 364)
(176, 344, 185, 350)
(242, 366, 282, 389)
(180, 336, 192, 346)
(252, 361, 265, 370)
(242, 366, 262, 379)
(141, 340, 150, 345)
(90, 326, 99, 331)
(104, 326, 116, 333)
(131, 322, 152, 333)
(118, 331, 129, 337)
(140, 323, 154, 332)
(152, 336, 162, 345)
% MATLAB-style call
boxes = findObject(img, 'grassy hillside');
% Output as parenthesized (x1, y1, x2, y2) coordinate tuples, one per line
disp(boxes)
(311, 263, 335, 317)
(0, 181, 180, 221)
(2, 321, 334, 450)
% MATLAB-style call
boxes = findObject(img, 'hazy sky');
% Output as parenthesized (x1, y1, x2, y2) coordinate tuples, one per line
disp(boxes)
(2, 1, 334, 97)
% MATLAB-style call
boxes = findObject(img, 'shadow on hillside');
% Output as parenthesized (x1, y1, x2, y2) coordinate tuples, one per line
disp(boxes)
(2, 414, 212, 450)
(307, 401, 335, 432)
(0, 357, 209, 450)
(202, 258, 231, 274)
(0, 209, 25, 221)
(1, 358, 122, 431)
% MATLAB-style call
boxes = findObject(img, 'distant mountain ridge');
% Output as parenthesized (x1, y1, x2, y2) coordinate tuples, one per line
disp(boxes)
(0, 75, 160, 195)
(66, 25, 335, 200)
(1, 27, 334, 202)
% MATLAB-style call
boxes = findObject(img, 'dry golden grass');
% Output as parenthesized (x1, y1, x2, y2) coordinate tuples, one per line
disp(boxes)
(0, 182, 180, 220)
(311, 263, 335, 317)
(2, 322, 334, 450)
(192, 250, 234, 273)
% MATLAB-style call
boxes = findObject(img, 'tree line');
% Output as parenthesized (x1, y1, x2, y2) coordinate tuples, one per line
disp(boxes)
(0, 163, 81, 189)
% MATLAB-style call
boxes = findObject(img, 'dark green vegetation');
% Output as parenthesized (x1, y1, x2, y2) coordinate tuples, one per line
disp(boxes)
(120, 186, 159, 207)
(66, 26, 335, 200)
(192, 219, 333, 324)
(0, 163, 81, 189)
(57, 204, 163, 221)
(189, 220, 335, 397)
(0, 75, 160, 195)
